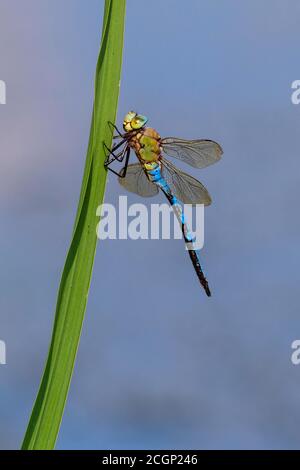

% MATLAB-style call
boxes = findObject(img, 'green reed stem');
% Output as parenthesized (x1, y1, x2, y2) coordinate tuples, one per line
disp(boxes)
(21, 0, 126, 449)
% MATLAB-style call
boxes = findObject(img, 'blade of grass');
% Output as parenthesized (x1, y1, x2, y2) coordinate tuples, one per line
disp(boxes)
(21, 0, 126, 450)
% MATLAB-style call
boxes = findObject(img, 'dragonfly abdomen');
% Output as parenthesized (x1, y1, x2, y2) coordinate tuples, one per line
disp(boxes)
(143, 163, 211, 297)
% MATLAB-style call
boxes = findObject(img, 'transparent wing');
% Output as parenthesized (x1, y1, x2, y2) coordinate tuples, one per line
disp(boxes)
(161, 158, 212, 206)
(118, 163, 159, 197)
(161, 137, 223, 168)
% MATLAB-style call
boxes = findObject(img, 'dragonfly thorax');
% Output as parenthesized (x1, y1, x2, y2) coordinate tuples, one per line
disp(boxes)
(130, 127, 161, 163)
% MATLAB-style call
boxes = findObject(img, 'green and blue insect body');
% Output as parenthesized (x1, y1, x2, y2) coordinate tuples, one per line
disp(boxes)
(105, 111, 223, 297)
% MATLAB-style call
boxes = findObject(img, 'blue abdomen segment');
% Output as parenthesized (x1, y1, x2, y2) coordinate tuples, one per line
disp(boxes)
(145, 163, 211, 296)
(146, 164, 194, 243)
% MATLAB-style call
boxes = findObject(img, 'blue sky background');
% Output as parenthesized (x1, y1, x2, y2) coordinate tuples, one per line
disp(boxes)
(0, 0, 300, 449)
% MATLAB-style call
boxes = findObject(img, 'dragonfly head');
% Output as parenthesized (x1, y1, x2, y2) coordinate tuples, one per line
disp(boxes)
(123, 111, 148, 132)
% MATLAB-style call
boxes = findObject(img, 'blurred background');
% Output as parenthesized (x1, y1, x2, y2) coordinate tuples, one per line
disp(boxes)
(0, 0, 300, 449)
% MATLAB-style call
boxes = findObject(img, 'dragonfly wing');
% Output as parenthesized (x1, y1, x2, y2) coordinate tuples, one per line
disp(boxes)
(161, 158, 212, 206)
(118, 163, 159, 197)
(161, 137, 223, 168)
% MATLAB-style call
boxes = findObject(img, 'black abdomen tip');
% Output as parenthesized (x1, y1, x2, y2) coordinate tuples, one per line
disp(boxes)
(205, 286, 212, 297)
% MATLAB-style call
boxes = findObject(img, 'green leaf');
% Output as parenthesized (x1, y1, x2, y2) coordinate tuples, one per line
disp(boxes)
(21, 0, 126, 450)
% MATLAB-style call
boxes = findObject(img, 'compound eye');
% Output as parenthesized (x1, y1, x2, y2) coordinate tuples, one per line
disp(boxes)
(131, 115, 148, 129)
(132, 118, 141, 128)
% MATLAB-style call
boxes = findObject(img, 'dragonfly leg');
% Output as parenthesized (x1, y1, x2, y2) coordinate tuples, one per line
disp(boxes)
(104, 143, 124, 165)
(118, 146, 131, 178)
(108, 121, 124, 138)
(103, 138, 128, 164)
(105, 145, 130, 178)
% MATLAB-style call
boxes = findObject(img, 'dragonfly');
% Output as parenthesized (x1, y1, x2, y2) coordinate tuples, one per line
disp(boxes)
(104, 111, 223, 296)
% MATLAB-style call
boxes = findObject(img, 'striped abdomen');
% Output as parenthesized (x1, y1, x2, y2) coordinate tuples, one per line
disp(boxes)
(144, 162, 211, 297)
